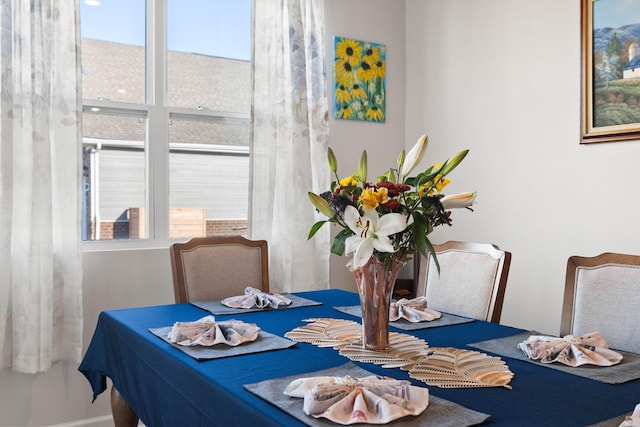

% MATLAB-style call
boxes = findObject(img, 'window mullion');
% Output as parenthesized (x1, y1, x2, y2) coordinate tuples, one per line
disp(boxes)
(147, 0, 170, 240)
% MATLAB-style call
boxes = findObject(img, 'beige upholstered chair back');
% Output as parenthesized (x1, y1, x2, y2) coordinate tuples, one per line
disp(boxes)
(170, 236, 269, 303)
(416, 241, 511, 323)
(561, 253, 640, 354)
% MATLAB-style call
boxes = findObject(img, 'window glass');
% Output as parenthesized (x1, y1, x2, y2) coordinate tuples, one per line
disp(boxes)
(80, 0, 146, 104)
(166, 0, 252, 111)
(82, 108, 147, 240)
(80, 0, 252, 243)
(169, 115, 250, 237)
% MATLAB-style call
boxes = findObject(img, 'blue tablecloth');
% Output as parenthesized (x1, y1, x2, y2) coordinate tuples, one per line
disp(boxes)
(79, 289, 640, 426)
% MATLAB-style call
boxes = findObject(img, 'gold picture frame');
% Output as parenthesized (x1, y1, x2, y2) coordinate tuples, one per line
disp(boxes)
(581, 0, 640, 143)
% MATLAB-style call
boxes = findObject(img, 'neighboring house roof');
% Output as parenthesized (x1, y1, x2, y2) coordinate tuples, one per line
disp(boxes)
(623, 55, 640, 70)
(81, 39, 253, 223)
(81, 38, 251, 146)
(624, 55, 640, 70)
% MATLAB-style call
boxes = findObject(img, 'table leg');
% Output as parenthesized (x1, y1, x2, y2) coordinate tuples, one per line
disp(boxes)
(110, 386, 139, 427)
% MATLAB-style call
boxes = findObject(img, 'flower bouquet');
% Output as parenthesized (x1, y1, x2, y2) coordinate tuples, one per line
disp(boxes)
(308, 135, 475, 350)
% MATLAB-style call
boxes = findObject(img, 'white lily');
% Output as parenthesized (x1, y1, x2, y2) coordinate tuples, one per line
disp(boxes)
(399, 134, 428, 178)
(344, 205, 407, 269)
(440, 192, 476, 209)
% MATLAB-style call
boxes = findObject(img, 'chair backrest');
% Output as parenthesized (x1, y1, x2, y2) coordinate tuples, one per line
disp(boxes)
(416, 241, 511, 323)
(561, 253, 640, 354)
(170, 236, 269, 303)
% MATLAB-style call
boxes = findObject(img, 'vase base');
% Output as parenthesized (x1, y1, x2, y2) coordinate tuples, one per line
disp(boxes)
(363, 342, 390, 351)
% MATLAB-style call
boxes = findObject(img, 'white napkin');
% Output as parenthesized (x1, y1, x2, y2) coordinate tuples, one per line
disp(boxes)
(619, 403, 640, 427)
(284, 375, 429, 425)
(168, 315, 260, 347)
(517, 331, 623, 367)
(389, 297, 442, 322)
(221, 286, 292, 309)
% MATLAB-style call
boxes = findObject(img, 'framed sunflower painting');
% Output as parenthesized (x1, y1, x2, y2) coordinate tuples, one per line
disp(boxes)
(334, 37, 386, 123)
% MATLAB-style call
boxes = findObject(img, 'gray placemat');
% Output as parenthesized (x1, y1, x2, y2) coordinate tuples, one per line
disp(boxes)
(334, 305, 474, 330)
(468, 332, 640, 384)
(244, 362, 491, 427)
(191, 294, 322, 315)
(149, 326, 296, 360)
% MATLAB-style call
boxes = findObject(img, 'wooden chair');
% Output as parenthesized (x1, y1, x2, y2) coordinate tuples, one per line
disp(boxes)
(561, 252, 640, 354)
(170, 236, 269, 303)
(416, 241, 511, 323)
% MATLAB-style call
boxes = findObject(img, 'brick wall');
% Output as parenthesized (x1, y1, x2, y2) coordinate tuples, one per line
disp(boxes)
(206, 219, 248, 237)
(91, 218, 248, 240)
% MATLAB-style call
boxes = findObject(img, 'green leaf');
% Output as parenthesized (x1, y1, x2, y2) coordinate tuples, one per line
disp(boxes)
(307, 220, 328, 240)
(331, 228, 353, 256)
(424, 236, 441, 275)
(412, 212, 441, 274)
(411, 211, 428, 258)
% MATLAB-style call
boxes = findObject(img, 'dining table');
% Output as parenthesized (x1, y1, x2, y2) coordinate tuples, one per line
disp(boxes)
(79, 289, 640, 426)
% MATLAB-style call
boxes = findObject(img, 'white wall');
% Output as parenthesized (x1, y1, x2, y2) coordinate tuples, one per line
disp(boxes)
(324, 0, 408, 292)
(4, 0, 639, 425)
(405, 0, 640, 334)
(0, 249, 174, 426)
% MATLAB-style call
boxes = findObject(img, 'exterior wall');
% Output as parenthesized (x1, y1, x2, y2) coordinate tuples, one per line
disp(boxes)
(623, 68, 640, 79)
(94, 216, 248, 239)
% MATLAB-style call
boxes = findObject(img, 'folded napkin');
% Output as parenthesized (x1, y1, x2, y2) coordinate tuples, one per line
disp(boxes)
(517, 331, 623, 367)
(619, 403, 640, 427)
(168, 315, 260, 347)
(284, 374, 429, 425)
(221, 286, 292, 309)
(389, 297, 442, 323)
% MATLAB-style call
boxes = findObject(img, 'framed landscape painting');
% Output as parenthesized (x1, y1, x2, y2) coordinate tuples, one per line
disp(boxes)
(334, 36, 386, 123)
(581, 0, 640, 143)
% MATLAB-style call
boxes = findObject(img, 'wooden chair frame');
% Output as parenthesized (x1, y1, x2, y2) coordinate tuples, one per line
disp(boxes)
(170, 236, 269, 303)
(560, 252, 640, 338)
(416, 241, 511, 323)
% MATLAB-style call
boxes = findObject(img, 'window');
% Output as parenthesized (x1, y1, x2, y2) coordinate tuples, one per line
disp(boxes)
(80, 0, 252, 243)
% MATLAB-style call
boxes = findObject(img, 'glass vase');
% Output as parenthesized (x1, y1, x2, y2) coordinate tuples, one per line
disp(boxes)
(349, 256, 407, 351)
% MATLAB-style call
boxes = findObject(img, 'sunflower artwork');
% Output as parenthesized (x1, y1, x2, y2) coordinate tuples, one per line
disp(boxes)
(334, 37, 386, 123)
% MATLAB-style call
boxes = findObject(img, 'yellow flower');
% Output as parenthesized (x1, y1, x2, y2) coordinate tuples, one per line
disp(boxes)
(334, 59, 355, 87)
(359, 187, 388, 209)
(350, 84, 367, 100)
(335, 38, 363, 67)
(436, 177, 451, 192)
(373, 60, 386, 79)
(362, 44, 381, 64)
(337, 104, 354, 120)
(357, 61, 377, 83)
(366, 106, 384, 121)
(418, 176, 451, 198)
(335, 85, 351, 103)
(339, 175, 359, 187)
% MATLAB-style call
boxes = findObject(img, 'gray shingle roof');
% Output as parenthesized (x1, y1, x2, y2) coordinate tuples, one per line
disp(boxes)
(81, 38, 251, 146)
(624, 55, 640, 70)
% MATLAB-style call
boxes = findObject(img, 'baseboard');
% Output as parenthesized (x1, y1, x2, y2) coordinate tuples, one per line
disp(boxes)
(48, 415, 113, 427)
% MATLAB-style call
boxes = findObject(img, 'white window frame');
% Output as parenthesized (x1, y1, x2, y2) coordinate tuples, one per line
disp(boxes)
(82, 0, 251, 252)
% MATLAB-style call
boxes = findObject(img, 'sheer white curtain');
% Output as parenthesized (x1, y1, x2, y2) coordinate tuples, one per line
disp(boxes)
(0, 0, 83, 373)
(251, 0, 330, 293)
